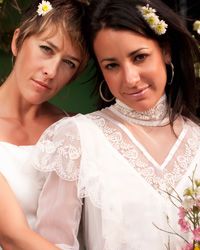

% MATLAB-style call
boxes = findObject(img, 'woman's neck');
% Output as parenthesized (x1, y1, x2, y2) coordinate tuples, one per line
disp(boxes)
(110, 95, 170, 127)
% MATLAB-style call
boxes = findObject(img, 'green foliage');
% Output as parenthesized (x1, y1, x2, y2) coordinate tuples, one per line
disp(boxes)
(0, 0, 31, 83)
(0, 0, 30, 52)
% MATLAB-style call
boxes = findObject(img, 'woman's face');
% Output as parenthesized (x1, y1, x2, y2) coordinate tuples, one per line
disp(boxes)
(93, 28, 171, 111)
(11, 27, 82, 104)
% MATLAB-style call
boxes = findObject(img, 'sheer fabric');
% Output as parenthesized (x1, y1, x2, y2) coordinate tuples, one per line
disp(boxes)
(33, 106, 200, 250)
(0, 141, 79, 250)
(36, 172, 82, 249)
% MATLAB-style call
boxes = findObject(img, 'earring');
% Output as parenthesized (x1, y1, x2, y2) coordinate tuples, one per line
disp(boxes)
(167, 62, 174, 85)
(11, 56, 15, 67)
(99, 80, 115, 102)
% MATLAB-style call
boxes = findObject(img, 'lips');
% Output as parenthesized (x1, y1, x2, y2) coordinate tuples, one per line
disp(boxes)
(32, 79, 51, 90)
(125, 86, 149, 96)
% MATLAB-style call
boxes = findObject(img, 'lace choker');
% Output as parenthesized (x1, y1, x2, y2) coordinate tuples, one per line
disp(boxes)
(110, 95, 170, 127)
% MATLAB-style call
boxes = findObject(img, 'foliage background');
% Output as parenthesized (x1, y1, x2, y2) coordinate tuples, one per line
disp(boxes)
(0, 0, 199, 114)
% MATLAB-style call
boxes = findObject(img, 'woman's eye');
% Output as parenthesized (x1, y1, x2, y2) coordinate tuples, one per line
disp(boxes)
(40, 45, 52, 54)
(134, 54, 147, 62)
(105, 63, 118, 70)
(64, 60, 76, 69)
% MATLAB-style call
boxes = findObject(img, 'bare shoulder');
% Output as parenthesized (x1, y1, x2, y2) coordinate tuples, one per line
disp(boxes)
(44, 103, 78, 118)
(42, 102, 69, 122)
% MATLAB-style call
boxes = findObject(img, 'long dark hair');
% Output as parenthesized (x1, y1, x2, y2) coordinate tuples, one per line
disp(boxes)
(87, 0, 200, 123)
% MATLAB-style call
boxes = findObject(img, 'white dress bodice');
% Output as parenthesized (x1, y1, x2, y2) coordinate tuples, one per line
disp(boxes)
(33, 107, 200, 250)
(0, 142, 45, 229)
(0, 141, 78, 250)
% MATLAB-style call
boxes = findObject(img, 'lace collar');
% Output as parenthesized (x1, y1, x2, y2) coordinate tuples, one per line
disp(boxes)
(110, 95, 170, 126)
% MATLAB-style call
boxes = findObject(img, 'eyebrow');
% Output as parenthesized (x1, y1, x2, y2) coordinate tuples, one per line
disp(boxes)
(100, 47, 148, 63)
(46, 41, 81, 64)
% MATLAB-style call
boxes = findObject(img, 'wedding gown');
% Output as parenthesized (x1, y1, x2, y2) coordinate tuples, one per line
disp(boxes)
(0, 141, 79, 250)
(0, 143, 44, 229)
(0, 142, 45, 250)
(33, 97, 200, 250)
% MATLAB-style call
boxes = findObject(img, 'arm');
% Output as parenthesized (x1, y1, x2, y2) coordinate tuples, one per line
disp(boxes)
(35, 172, 82, 249)
(0, 174, 60, 250)
(33, 117, 83, 249)
(0, 118, 83, 250)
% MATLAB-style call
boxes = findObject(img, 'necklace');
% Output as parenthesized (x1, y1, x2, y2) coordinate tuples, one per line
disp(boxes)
(110, 95, 170, 127)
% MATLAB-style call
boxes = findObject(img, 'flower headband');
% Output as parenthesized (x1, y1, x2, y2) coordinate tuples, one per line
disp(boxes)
(137, 4, 168, 35)
(193, 20, 200, 35)
(37, 0, 53, 16)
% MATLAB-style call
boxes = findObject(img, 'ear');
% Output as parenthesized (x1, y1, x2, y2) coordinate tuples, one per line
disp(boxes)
(11, 28, 21, 56)
(163, 47, 171, 64)
(162, 44, 171, 64)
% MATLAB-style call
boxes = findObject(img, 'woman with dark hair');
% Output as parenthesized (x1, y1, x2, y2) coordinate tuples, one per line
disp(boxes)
(30, 0, 200, 249)
(1, 0, 200, 249)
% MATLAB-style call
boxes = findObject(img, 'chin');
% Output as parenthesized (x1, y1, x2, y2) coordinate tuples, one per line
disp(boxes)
(26, 98, 46, 105)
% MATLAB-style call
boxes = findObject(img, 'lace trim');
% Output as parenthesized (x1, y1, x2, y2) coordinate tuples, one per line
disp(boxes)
(87, 112, 200, 192)
(33, 117, 81, 181)
(110, 95, 170, 126)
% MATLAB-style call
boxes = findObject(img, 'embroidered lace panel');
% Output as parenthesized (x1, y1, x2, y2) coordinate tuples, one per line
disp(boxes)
(34, 112, 200, 192)
(87, 111, 200, 191)
(33, 118, 81, 181)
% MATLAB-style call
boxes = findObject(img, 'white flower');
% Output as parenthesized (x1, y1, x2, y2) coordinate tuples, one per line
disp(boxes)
(155, 20, 168, 35)
(137, 4, 168, 35)
(144, 13, 159, 26)
(182, 197, 195, 210)
(193, 20, 200, 35)
(37, 0, 53, 16)
(139, 4, 156, 15)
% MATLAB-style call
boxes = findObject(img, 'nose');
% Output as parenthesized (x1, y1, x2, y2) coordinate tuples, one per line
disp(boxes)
(42, 58, 59, 79)
(122, 64, 140, 87)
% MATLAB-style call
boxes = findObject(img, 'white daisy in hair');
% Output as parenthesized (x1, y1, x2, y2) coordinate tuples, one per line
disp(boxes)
(155, 20, 168, 35)
(37, 0, 53, 16)
(137, 3, 168, 35)
(193, 20, 200, 35)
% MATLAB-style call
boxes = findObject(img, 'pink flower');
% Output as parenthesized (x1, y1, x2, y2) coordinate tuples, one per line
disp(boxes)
(181, 243, 193, 250)
(192, 227, 200, 241)
(178, 218, 190, 232)
(178, 207, 186, 219)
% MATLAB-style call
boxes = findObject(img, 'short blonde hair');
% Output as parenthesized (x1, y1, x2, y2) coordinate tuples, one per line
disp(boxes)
(16, 0, 89, 70)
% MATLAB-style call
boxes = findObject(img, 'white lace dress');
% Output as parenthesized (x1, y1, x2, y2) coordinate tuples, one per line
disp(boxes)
(33, 106, 200, 250)
(0, 141, 79, 250)
(0, 143, 45, 250)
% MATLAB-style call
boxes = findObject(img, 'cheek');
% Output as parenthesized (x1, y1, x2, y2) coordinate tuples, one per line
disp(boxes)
(147, 59, 167, 86)
(101, 68, 118, 88)
(14, 55, 34, 82)
(104, 76, 120, 96)
(102, 70, 123, 96)
(18, 50, 39, 74)
(56, 69, 76, 88)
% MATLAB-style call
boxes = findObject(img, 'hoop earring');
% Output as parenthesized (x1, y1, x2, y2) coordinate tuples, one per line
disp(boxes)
(99, 80, 115, 102)
(167, 62, 174, 85)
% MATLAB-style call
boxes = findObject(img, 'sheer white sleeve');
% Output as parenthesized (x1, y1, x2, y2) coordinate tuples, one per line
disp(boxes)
(32, 117, 82, 249)
(33, 117, 81, 181)
(35, 172, 82, 249)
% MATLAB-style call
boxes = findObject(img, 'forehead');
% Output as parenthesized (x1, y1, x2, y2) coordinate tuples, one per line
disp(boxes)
(93, 28, 160, 57)
(34, 27, 82, 58)
(35, 24, 69, 42)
